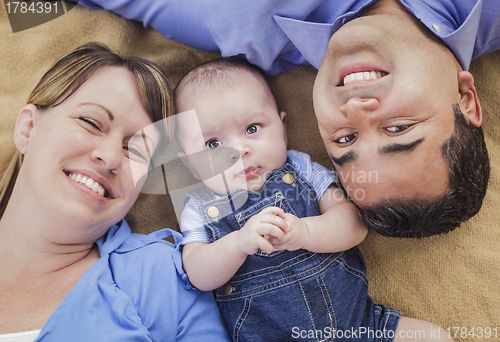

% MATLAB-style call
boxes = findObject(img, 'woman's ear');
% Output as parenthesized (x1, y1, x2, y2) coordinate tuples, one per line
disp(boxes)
(177, 150, 201, 180)
(14, 104, 38, 154)
(457, 71, 482, 127)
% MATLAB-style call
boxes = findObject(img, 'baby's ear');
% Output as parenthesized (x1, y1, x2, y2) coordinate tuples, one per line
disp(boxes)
(280, 111, 287, 126)
(14, 104, 38, 154)
(280, 111, 288, 145)
(177, 150, 201, 180)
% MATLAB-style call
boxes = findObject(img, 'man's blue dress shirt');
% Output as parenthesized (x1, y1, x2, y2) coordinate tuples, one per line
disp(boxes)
(73, 0, 500, 74)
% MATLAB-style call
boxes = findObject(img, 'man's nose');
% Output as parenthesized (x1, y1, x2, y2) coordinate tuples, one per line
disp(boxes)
(339, 98, 380, 123)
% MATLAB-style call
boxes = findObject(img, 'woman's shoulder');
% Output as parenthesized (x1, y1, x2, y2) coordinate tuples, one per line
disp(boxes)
(103, 221, 190, 293)
(100, 221, 230, 340)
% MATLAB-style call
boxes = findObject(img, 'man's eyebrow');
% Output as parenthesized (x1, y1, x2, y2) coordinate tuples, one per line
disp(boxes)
(330, 138, 424, 167)
(80, 102, 114, 121)
(380, 138, 424, 154)
(330, 150, 358, 167)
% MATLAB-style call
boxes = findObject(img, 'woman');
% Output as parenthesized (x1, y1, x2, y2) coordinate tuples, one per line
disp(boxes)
(0, 43, 230, 341)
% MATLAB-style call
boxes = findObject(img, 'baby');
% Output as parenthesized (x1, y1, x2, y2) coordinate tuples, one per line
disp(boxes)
(174, 59, 452, 342)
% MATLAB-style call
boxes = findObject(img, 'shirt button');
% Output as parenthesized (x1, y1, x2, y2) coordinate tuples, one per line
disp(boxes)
(207, 206, 220, 218)
(282, 173, 295, 185)
(224, 283, 233, 295)
(432, 23, 440, 33)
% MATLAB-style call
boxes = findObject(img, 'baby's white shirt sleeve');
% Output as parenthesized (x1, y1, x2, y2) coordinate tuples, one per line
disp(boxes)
(179, 198, 209, 244)
(287, 150, 336, 200)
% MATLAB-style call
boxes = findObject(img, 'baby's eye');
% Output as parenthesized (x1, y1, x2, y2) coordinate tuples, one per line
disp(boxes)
(386, 125, 410, 133)
(335, 132, 358, 144)
(245, 124, 261, 135)
(206, 139, 222, 150)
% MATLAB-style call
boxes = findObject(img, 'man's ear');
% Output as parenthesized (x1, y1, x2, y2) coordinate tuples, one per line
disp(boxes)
(14, 104, 38, 154)
(457, 71, 482, 127)
(177, 150, 201, 180)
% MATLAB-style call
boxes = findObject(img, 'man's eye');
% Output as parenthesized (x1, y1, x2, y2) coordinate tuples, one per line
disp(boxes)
(386, 125, 410, 133)
(206, 139, 222, 150)
(335, 132, 358, 144)
(245, 124, 261, 135)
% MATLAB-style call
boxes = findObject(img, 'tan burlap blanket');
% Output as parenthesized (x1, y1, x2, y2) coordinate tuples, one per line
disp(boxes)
(1, 4, 498, 341)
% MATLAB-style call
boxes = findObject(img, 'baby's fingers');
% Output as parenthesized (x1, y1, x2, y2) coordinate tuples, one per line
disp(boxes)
(257, 223, 285, 241)
(257, 238, 275, 254)
(259, 206, 286, 219)
(259, 213, 288, 232)
(268, 235, 286, 245)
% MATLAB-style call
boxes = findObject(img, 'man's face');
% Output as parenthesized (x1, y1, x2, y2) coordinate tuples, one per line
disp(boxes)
(313, 9, 462, 207)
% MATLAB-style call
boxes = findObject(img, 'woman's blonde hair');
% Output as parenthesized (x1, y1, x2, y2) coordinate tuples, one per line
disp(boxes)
(0, 42, 174, 217)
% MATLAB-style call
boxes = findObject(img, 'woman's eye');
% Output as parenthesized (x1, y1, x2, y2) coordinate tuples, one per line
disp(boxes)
(79, 117, 102, 132)
(245, 124, 261, 135)
(335, 132, 358, 144)
(124, 146, 148, 162)
(386, 125, 410, 133)
(205, 139, 222, 150)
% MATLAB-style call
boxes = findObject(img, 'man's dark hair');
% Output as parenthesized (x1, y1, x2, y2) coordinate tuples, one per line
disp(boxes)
(347, 104, 490, 238)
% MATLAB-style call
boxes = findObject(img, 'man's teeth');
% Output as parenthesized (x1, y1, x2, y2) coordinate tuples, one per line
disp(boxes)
(343, 71, 383, 86)
(68, 172, 106, 197)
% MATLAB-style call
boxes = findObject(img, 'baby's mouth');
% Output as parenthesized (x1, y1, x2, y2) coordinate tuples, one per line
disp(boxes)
(236, 167, 260, 179)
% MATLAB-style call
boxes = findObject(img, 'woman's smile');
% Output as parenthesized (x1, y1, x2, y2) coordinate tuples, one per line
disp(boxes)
(65, 171, 108, 197)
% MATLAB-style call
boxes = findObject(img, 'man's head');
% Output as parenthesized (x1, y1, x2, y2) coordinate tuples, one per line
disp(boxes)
(312, 0, 490, 236)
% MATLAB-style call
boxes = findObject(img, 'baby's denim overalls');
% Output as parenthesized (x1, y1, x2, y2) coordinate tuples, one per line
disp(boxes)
(185, 160, 400, 342)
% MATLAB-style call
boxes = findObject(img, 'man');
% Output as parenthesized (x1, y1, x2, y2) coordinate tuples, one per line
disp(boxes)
(73, 0, 497, 237)
(311, 0, 491, 237)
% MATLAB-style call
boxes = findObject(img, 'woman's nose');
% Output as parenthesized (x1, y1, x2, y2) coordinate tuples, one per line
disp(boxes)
(90, 141, 122, 174)
(339, 97, 380, 124)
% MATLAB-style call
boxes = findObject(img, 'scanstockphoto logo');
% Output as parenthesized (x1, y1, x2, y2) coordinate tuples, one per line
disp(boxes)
(3, 0, 79, 33)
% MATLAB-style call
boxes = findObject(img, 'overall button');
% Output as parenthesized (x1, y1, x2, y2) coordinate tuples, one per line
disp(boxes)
(283, 173, 295, 184)
(207, 206, 220, 218)
(224, 283, 233, 295)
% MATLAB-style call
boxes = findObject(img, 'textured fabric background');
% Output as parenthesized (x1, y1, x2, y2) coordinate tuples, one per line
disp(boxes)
(1, 5, 498, 341)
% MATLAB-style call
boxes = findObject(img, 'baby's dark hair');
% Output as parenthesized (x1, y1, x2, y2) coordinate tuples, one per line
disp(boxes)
(174, 58, 279, 113)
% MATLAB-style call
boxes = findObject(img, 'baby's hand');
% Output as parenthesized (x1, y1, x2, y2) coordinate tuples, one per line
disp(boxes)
(237, 207, 287, 255)
(270, 213, 309, 252)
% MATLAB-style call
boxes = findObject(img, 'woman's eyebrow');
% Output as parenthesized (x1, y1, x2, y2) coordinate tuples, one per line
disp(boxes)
(139, 129, 155, 155)
(79, 102, 114, 121)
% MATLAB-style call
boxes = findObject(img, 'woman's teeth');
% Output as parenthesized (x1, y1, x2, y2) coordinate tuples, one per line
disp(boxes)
(68, 172, 106, 197)
(343, 71, 383, 86)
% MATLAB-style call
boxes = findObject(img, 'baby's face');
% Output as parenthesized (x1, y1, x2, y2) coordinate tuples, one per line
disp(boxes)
(176, 77, 288, 195)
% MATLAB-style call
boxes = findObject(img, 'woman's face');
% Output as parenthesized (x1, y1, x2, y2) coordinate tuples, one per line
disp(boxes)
(16, 67, 159, 243)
